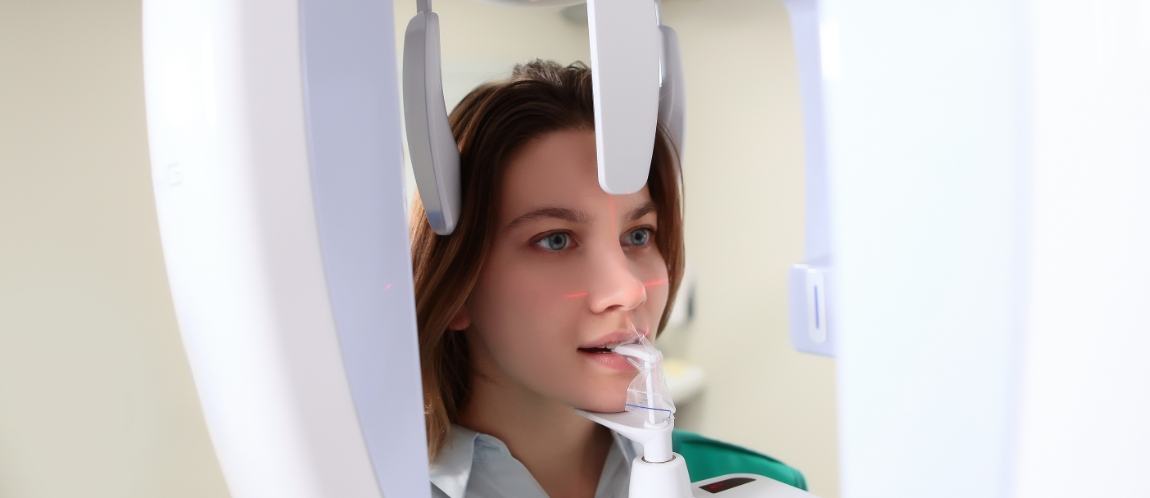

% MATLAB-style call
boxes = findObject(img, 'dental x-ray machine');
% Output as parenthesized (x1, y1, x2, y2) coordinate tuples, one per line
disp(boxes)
(143, 0, 817, 496)
(144, 0, 1150, 496)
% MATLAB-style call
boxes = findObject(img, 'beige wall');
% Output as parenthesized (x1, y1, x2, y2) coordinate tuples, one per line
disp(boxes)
(658, 2, 841, 497)
(0, 1, 835, 497)
(0, 1, 229, 497)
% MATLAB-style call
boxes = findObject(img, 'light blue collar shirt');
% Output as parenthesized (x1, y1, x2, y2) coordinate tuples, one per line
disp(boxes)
(430, 423, 642, 498)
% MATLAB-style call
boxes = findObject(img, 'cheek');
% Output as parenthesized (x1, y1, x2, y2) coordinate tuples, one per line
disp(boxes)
(648, 279, 670, 315)
(477, 261, 566, 314)
(469, 263, 590, 397)
(469, 257, 576, 353)
(639, 257, 672, 316)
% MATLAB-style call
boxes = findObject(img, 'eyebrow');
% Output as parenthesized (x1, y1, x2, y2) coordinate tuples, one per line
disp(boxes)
(504, 201, 657, 232)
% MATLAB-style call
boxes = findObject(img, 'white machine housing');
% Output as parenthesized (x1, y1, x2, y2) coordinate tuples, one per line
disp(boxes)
(143, 0, 426, 497)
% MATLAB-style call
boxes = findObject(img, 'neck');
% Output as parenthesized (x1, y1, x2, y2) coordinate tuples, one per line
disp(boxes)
(458, 363, 613, 497)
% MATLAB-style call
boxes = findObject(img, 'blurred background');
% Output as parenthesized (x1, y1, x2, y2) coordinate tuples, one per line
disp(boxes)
(0, 1, 838, 497)
(1, 1, 231, 497)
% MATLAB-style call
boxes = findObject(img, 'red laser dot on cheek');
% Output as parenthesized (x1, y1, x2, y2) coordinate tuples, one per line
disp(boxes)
(564, 290, 590, 299)
(644, 278, 669, 288)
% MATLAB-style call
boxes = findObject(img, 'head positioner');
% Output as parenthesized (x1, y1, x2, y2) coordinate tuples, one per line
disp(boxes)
(402, 0, 685, 235)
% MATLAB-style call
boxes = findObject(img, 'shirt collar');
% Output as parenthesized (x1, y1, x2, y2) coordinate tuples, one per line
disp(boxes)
(429, 423, 642, 498)
(429, 425, 481, 498)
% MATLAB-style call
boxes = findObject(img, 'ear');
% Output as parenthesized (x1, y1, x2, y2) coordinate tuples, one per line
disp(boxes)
(448, 307, 471, 332)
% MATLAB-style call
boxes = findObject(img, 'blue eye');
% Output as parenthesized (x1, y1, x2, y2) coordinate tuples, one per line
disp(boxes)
(533, 229, 652, 252)
(535, 232, 572, 252)
(625, 228, 654, 247)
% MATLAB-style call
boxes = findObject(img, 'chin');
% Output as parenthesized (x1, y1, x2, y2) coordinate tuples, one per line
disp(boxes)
(572, 387, 629, 413)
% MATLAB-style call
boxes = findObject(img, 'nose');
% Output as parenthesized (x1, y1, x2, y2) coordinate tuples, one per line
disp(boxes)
(587, 244, 648, 315)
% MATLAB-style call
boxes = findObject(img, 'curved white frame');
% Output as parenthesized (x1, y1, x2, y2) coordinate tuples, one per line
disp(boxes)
(144, 0, 427, 496)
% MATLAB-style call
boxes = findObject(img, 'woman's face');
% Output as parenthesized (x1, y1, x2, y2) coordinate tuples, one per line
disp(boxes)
(456, 128, 671, 413)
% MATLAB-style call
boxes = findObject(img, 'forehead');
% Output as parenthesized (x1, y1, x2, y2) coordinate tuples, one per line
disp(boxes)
(500, 129, 651, 218)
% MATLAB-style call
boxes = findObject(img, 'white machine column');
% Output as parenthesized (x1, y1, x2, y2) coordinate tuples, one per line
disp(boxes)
(823, 1, 1150, 497)
(143, 0, 428, 497)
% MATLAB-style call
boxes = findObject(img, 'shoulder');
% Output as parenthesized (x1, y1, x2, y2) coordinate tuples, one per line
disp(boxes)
(671, 429, 807, 491)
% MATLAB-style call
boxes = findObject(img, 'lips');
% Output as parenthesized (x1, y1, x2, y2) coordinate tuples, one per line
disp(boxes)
(577, 330, 645, 373)
(578, 329, 648, 352)
(580, 349, 637, 371)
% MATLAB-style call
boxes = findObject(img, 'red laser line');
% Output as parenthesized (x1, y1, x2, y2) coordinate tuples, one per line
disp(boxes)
(565, 279, 664, 300)
(643, 278, 669, 288)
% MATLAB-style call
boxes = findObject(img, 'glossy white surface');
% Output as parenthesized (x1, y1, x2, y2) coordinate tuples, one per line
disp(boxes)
(586, 0, 662, 194)
(144, 0, 427, 496)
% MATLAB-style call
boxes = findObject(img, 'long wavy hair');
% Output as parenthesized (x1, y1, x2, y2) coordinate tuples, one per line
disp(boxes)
(409, 60, 685, 462)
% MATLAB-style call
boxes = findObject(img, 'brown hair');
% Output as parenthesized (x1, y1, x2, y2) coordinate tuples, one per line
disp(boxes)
(409, 60, 685, 462)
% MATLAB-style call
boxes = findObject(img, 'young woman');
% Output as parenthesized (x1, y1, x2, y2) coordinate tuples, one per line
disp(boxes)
(410, 60, 802, 498)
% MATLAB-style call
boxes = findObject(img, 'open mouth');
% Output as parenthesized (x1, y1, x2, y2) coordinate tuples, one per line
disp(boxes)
(577, 337, 641, 354)
(577, 346, 616, 354)
(577, 344, 639, 372)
